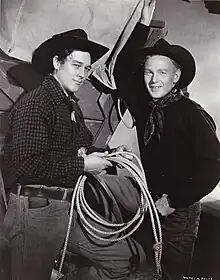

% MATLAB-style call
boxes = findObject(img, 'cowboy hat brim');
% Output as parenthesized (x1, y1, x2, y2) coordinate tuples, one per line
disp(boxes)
(32, 34, 109, 75)
(136, 40, 196, 89)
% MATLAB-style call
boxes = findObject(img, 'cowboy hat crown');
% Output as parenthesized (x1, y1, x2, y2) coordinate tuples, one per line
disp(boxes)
(32, 28, 108, 76)
(52, 29, 88, 40)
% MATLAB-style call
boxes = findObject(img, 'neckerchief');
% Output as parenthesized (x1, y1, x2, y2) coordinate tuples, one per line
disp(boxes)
(144, 89, 183, 146)
(65, 94, 85, 134)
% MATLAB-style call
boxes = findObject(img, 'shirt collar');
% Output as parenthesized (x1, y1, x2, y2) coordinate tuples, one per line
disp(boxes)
(42, 74, 79, 105)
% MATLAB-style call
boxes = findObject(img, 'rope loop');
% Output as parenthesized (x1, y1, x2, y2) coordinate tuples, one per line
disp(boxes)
(57, 151, 162, 279)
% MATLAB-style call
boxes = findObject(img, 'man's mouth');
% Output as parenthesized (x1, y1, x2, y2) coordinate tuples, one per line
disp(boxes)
(73, 80, 82, 85)
(150, 85, 162, 90)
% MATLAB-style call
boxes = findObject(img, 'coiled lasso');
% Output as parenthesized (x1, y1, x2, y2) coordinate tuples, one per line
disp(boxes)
(56, 151, 162, 279)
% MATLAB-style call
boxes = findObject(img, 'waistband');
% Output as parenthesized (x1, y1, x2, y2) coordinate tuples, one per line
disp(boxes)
(11, 184, 73, 203)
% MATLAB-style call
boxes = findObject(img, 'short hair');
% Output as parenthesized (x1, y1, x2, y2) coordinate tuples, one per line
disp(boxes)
(169, 58, 182, 71)
(32, 47, 76, 76)
(143, 55, 183, 71)
(56, 48, 75, 64)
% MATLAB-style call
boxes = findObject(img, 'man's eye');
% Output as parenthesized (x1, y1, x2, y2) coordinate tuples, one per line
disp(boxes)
(73, 64, 80, 68)
(144, 70, 151, 75)
(160, 71, 167, 75)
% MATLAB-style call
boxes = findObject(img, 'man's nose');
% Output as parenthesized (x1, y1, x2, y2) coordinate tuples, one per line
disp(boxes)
(77, 67, 86, 78)
(151, 73, 158, 82)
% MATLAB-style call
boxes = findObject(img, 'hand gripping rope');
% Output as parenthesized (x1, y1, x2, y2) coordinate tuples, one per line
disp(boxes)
(56, 152, 162, 279)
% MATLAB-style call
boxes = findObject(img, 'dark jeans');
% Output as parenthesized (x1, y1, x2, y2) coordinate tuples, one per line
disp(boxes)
(3, 193, 70, 280)
(3, 175, 146, 280)
(102, 175, 201, 279)
(2, 174, 201, 280)
(161, 202, 201, 280)
(134, 202, 201, 280)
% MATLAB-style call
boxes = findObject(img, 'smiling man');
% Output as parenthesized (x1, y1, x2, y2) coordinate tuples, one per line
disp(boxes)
(1, 1, 155, 279)
(122, 39, 220, 279)
(143, 55, 181, 99)
(53, 50, 92, 92)
(2, 28, 114, 280)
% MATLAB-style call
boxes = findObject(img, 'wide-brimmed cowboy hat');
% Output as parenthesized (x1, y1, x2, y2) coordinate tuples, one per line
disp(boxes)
(32, 29, 109, 75)
(136, 39, 196, 89)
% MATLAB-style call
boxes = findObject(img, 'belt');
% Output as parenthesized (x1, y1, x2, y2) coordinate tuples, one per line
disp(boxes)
(11, 184, 73, 203)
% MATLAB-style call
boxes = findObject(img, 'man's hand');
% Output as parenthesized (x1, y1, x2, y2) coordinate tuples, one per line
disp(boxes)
(114, 145, 133, 161)
(155, 194, 176, 216)
(140, 0, 156, 26)
(109, 145, 133, 169)
(84, 152, 112, 175)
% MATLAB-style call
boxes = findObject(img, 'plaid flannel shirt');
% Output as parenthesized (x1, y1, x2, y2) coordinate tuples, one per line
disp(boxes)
(3, 75, 94, 189)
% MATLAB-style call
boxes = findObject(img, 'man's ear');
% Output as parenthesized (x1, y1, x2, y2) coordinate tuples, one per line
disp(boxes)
(174, 68, 181, 84)
(52, 56, 60, 71)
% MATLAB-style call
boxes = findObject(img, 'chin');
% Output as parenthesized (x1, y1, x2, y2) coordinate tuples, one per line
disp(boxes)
(149, 92, 162, 99)
(149, 89, 168, 99)
(69, 85, 81, 93)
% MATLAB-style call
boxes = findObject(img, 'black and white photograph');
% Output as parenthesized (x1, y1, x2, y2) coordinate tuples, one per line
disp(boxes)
(0, 0, 220, 279)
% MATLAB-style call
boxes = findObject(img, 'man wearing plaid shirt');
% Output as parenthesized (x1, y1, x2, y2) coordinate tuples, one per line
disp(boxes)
(1, 1, 155, 279)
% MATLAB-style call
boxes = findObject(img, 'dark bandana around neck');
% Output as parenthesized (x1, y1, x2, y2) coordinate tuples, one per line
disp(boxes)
(144, 89, 183, 146)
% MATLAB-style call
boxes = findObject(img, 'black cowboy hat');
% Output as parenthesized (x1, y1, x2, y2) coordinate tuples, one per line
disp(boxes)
(32, 29, 109, 76)
(137, 39, 196, 89)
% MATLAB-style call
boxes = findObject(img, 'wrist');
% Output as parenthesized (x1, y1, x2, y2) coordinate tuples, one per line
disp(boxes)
(139, 1, 156, 26)
(139, 18, 151, 26)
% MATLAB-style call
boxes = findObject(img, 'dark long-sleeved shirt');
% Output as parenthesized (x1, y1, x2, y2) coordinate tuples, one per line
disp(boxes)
(3, 75, 94, 189)
(136, 96, 220, 208)
(95, 23, 220, 208)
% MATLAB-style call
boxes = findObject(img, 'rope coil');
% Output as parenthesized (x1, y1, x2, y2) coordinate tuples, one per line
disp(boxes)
(57, 151, 162, 279)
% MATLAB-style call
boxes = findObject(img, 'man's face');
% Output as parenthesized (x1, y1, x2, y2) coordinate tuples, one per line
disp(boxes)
(143, 55, 181, 99)
(54, 50, 91, 93)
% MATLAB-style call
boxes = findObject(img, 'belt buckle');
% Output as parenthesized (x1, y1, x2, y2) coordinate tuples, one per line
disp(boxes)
(48, 186, 72, 202)
(39, 185, 45, 190)
(53, 186, 69, 201)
